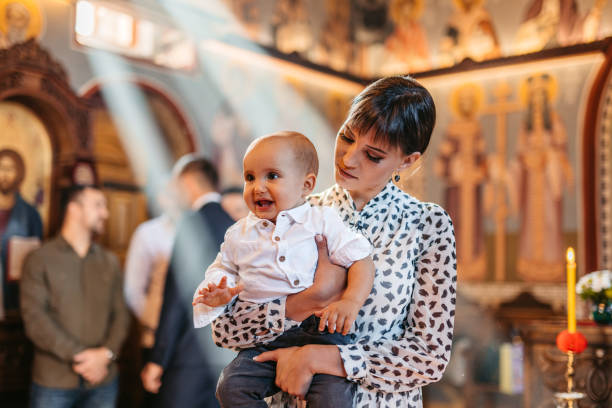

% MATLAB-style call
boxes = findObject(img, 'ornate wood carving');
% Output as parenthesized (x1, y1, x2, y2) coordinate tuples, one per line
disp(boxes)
(0, 39, 92, 156)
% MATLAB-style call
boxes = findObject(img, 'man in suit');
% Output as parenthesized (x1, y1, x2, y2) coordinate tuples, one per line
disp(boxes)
(141, 155, 235, 408)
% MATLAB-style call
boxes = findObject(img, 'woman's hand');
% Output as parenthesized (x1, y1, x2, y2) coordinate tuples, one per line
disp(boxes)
(254, 346, 315, 399)
(254, 344, 348, 399)
(286, 235, 347, 321)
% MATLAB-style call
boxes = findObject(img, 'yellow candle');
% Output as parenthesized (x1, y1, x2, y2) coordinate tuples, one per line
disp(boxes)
(567, 247, 576, 333)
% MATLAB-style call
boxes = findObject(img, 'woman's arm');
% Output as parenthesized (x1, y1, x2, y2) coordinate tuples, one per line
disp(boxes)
(337, 207, 457, 393)
(211, 235, 347, 350)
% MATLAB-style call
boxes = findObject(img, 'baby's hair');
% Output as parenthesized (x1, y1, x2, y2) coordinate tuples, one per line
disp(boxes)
(247, 131, 319, 176)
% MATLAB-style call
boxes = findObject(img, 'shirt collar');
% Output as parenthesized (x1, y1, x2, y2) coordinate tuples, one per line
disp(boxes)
(192, 192, 221, 211)
(56, 235, 98, 256)
(243, 202, 311, 229)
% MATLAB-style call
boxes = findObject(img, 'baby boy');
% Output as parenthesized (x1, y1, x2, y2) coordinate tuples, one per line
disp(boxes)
(193, 131, 374, 407)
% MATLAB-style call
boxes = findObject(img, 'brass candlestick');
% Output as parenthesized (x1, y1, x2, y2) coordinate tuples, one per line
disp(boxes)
(553, 352, 585, 408)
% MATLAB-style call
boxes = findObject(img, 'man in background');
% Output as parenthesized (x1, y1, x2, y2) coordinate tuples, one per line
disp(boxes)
(141, 155, 235, 408)
(20, 184, 129, 407)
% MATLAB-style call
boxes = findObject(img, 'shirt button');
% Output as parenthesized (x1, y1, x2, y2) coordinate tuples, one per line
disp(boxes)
(274, 236, 280, 241)
(279, 256, 286, 262)
(293, 279, 300, 285)
(263, 221, 268, 227)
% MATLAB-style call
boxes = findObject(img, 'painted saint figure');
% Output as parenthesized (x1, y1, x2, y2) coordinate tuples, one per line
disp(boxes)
(435, 83, 487, 280)
(0, 148, 42, 316)
(438, 0, 501, 67)
(514, 0, 608, 54)
(512, 73, 573, 281)
(382, 0, 430, 75)
(310, 0, 354, 73)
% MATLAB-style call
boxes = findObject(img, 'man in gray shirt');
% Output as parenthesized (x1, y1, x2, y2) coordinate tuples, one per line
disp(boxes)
(20, 184, 129, 408)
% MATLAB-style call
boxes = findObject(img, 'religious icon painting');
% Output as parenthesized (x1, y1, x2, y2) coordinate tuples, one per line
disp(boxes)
(0, 0, 43, 49)
(0, 101, 51, 230)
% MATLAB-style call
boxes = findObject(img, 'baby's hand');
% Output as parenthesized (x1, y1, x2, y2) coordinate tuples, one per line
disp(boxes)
(192, 276, 243, 308)
(314, 298, 361, 335)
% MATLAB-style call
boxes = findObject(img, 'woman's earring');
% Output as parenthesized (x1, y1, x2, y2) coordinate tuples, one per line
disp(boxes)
(394, 173, 400, 182)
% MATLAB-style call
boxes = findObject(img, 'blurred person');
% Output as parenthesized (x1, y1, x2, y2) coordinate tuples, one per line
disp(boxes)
(124, 180, 180, 350)
(220, 186, 248, 221)
(20, 184, 129, 408)
(141, 155, 234, 408)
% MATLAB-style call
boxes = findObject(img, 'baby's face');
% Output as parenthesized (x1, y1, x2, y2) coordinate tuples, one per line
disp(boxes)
(242, 139, 309, 223)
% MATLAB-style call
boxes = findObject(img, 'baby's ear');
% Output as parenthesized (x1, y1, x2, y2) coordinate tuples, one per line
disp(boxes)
(302, 173, 317, 196)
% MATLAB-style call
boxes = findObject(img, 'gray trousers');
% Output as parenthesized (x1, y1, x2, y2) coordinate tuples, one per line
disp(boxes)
(216, 316, 356, 408)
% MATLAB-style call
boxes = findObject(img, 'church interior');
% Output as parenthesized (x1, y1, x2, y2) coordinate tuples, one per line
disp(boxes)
(1, 0, 612, 407)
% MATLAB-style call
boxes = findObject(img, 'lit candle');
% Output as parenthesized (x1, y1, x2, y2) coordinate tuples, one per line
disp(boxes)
(567, 247, 576, 333)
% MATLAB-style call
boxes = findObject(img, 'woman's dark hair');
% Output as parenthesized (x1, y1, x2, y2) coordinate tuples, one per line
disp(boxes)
(346, 76, 436, 155)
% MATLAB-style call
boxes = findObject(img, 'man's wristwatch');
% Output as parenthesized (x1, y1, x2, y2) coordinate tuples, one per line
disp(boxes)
(105, 348, 117, 361)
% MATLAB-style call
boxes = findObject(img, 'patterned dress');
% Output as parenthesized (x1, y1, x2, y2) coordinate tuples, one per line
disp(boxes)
(212, 181, 457, 408)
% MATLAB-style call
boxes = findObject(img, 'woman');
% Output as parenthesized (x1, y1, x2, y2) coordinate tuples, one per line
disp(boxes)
(211, 76, 456, 407)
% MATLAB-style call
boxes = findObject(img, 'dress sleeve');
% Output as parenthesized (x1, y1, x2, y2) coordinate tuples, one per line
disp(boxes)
(338, 206, 457, 393)
(211, 296, 299, 350)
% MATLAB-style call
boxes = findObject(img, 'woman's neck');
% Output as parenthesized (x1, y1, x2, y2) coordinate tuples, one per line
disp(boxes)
(347, 181, 388, 211)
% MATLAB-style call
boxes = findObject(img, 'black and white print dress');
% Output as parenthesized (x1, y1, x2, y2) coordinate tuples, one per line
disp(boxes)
(212, 181, 457, 408)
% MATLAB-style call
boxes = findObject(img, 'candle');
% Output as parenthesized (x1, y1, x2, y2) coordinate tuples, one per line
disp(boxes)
(567, 247, 576, 333)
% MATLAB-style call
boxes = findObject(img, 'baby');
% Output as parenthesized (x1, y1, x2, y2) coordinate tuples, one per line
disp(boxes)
(193, 131, 375, 407)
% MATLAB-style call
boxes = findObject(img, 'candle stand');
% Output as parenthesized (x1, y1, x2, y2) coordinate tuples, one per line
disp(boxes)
(553, 351, 585, 408)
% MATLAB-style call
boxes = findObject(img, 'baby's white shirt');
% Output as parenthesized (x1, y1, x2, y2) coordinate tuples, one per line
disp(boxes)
(193, 202, 372, 328)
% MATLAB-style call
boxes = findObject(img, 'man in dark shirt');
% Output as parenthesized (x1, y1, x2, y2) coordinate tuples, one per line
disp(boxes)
(20, 185, 129, 408)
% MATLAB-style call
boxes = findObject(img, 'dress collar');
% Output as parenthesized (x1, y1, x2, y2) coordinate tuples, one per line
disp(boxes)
(335, 180, 401, 219)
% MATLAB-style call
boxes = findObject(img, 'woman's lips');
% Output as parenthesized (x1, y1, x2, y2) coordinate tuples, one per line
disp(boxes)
(337, 166, 357, 179)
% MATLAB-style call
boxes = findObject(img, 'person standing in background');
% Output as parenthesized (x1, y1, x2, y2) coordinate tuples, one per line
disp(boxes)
(141, 155, 235, 408)
(20, 184, 129, 408)
(124, 181, 180, 351)
(220, 186, 248, 221)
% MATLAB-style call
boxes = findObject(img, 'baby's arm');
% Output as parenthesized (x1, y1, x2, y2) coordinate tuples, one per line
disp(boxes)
(315, 256, 375, 335)
(193, 276, 243, 308)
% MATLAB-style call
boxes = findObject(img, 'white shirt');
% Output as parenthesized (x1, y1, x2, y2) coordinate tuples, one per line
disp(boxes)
(192, 192, 221, 211)
(193, 202, 372, 328)
(123, 214, 176, 318)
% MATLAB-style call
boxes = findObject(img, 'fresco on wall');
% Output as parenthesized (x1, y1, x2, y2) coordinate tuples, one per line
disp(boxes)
(220, 0, 612, 77)
(381, 0, 431, 75)
(421, 57, 595, 283)
(0, 0, 42, 49)
(438, 0, 501, 67)
(514, 0, 609, 53)
(513, 73, 574, 281)
(435, 83, 488, 281)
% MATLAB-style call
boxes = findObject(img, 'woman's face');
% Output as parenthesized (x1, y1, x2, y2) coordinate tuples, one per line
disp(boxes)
(334, 123, 415, 196)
